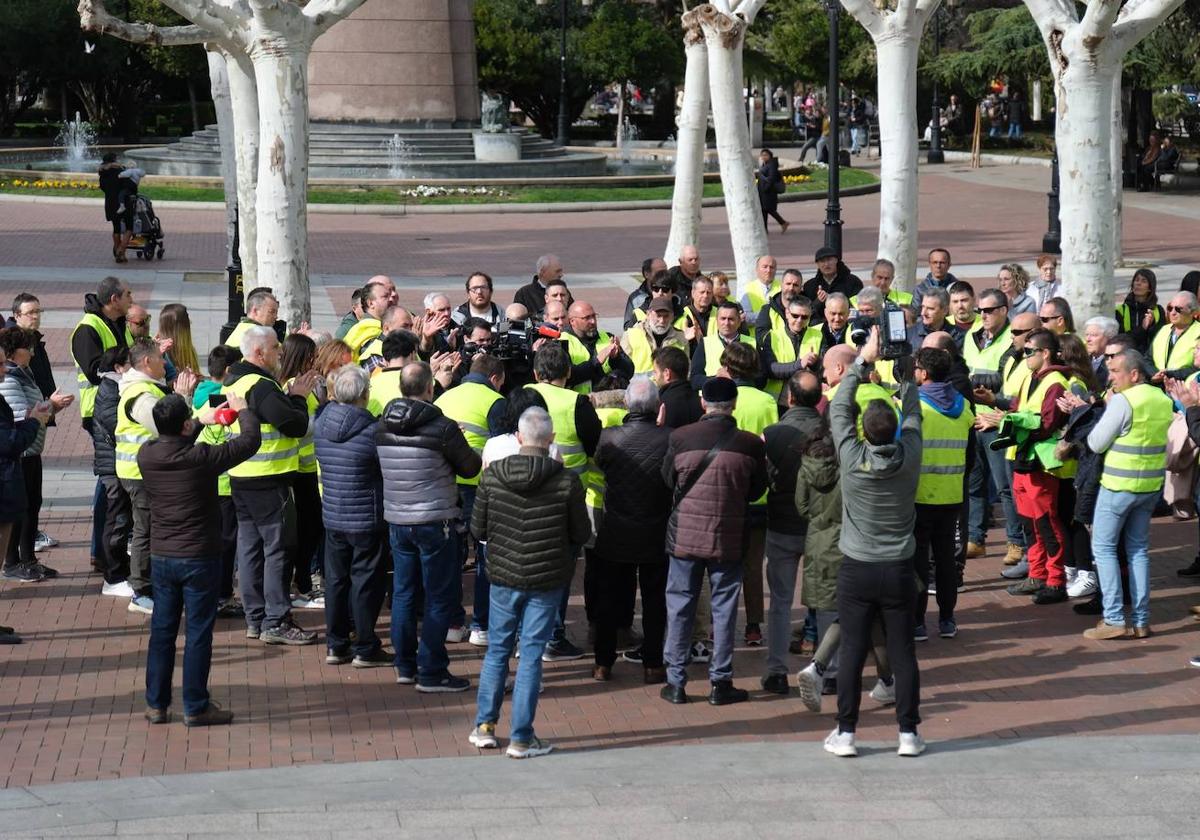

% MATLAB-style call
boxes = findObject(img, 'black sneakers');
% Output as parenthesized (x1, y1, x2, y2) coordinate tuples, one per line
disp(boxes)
(415, 673, 470, 693)
(709, 681, 749, 706)
(262, 619, 318, 646)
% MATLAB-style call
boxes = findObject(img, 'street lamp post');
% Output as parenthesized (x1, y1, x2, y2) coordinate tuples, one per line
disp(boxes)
(220, 206, 244, 344)
(927, 11, 944, 164)
(1042, 152, 1062, 254)
(556, 0, 569, 146)
(823, 0, 843, 255)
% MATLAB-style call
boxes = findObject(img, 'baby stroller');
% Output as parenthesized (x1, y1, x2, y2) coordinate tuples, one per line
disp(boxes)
(126, 194, 164, 261)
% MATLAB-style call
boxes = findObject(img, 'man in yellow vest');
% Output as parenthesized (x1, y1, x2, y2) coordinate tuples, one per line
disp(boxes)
(679, 276, 717, 350)
(359, 305, 414, 373)
(1150, 291, 1200, 379)
(1004, 329, 1073, 604)
(527, 342, 602, 660)
(434, 354, 507, 647)
(117, 340, 199, 615)
(753, 268, 805, 337)
(719, 341, 778, 646)
(739, 255, 782, 320)
(620, 296, 688, 377)
(225, 289, 280, 349)
(912, 347, 974, 641)
(760, 295, 821, 403)
(564, 301, 632, 394)
(223, 325, 318, 645)
(1084, 349, 1174, 639)
(850, 259, 912, 309)
(343, 280, 391, 363)
(690, 301, 756, 391)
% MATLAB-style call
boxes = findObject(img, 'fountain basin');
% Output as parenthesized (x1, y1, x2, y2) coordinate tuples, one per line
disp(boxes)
(472, 131, 521, 163)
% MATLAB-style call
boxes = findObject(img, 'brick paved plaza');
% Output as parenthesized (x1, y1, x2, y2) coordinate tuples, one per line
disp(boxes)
(0, 161, 1199, 829)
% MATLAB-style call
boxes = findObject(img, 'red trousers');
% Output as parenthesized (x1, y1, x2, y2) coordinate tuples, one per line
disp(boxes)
(1011, 470, 1067, 587)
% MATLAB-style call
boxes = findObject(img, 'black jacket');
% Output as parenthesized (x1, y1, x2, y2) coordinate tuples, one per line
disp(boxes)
(513, 277, 548, 319)
(594, 413, 673, 564)
(471, 450, 589, 590)
(764, 406, 823, 535)
(564, 330, 634, 391)
(0, 394, 39, 523)
(91, 374, 121, 477)
(71, 294, 128, 390)
(659, 379, 702, 429)
(802, 264, 863, 324)
(223, 360, 311, 489)
(4, 318, 54, 399)
(136, 410, 261, 557)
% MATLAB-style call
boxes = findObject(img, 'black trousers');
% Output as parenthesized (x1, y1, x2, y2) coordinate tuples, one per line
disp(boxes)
(4, 455, 42, 568)
(287, 471, 324, 594)
(914, 503, 959, 624)
(584, 549, 635, 629)
(218, 496, 237, 599)
(99, 475, 132, 585)
(324, 529, 387, 657)
(592, 555, 668, 669)
(836, 557, 921, 734)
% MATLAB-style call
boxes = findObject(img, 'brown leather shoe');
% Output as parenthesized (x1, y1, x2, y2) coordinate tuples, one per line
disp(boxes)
(1003, 543, 1024, 565)
(1133, 625, 1153, 639)
(144, 706, 171, 725)
(966, 542, 986, 559)
(1189, 605, 1200, 617)
(184, 700, 233, 727)
(1083, 621, 1130, 641)
(592, 665, 612, 682)
(644, 666, 666, 685)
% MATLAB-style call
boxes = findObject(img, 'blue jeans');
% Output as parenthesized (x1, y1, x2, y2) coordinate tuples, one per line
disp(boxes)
(979, 428, 1025, 548)
(474, 584, 561, 743)
(1092, 488, 1158, 627)
(663, 556, 743, 687)
(145, 555, 220, 716)
(390, 521, 457, 681)
(459, 486, 489, 631)
(1008, 122, 1022, 139)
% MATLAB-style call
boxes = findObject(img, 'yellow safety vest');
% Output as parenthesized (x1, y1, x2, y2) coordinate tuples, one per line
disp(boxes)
(563, 329, 613, 395)
(850, 289, 913, 308)
(526, 383, 587, 475)
(626, 327, 687, 376)
(1115, 303, 1162, 334)
(224, 319, 256, 349)
(368, 368, 403, 417)
(962, 324, 1014, 377)
(743, 279, 781, 318)
(702, 332, 755, 377)
(1001, 352, 1031, 401)
(733, 384, 778, 506)
(826, 380, 899, 439)
(764, 326, 822, 398)
(284, 378, 319, 474)
(916, 398, 974, 504)
(1007, 369, 1072, 477)
(1151, 320, 1200, 371)
(1099, 383, 1173, 494)
(195, 420, 232, 496)
(115, 380, 166, 481)
(582, 407, 629, 512)
(359, 336, 384, 364)
(596, 407, 628, 428)
(222, 373, 299, 478)
(433, 381, 501, 486)
(72, 313, 120, 420)
(344, 317, 383, 364)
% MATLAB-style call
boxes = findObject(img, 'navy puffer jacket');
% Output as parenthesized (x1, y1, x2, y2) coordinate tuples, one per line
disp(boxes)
(315, 402, 383, 534)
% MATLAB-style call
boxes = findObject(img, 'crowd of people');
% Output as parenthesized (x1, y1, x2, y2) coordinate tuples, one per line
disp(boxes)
(2, 245, 1199, 758)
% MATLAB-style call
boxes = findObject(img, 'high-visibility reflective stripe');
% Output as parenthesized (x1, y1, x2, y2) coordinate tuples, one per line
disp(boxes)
(558, 443, 584, 454)
(1108, 442, 1166, 455)
(228, 430, 288, 442)
(1102, 466, 1164, 479)
(565, 463, 587, 474)
(115, 451, 138, 461)
(298, 454, 317, 469)
(920, 464, 965, 475)
(248, 447, 299, 462)
(116, 433, 153, 444)
(922, 439, 964, 449)
(458, 421, 489, 436)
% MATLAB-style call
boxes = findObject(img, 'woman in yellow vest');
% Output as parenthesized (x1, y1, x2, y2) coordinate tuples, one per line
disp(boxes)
(1114, 268, 1164, 352)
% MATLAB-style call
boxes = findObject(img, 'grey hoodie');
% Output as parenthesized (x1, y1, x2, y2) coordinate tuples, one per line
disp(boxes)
(830, 361, 922, 562)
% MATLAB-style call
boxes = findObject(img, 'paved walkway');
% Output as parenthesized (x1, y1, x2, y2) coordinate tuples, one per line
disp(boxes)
(1, 736, 1199, 839)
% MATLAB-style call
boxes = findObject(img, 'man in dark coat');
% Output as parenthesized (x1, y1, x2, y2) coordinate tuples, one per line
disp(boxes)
(802, 246, 862, 325)
(653, 346, 702, 429)
(513, 254, 564, 320)
(468, 406, 589, 758)
(591, 378, 673, 684)
(137, 392, 260, 727)
(660, 377, 768, 706)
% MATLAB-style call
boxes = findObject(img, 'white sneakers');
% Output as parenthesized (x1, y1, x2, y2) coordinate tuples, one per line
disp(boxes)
(796, 662, 823, 713)
(468, 629, 489, 647)
(898, 732, 926, 757)
(823, 729, 857, 757)
(870, 678, 897, 706)
(446, 626, 468, 643)
(101, 580, 134, 598)
(824, 728, 926, 758)
(1067, 570, 1098, 598)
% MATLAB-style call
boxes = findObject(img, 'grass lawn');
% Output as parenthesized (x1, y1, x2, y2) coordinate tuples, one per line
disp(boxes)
(0, 167, 877, 205)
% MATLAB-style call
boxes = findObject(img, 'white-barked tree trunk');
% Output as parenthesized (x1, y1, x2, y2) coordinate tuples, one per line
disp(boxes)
(664, 19, 710, 265)
(1024, 0, 1185, 321)
(206, 47, 239, 265)
(839, 0, 941, 292)
(222, 47, 261, 288)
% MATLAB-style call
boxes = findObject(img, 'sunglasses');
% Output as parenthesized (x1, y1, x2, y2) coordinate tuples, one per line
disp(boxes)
(1039, 315, 1062, 323)
(1010, 328, 1031, 337)
(977, 305, 1006, 315)
(1022, 346, 1046, 357)
(1167, 305, 1187, 313)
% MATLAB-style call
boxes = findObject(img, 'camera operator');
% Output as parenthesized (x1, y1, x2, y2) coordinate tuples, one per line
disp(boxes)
(564, 301, 632, 394)
(824, 326, 925, 759)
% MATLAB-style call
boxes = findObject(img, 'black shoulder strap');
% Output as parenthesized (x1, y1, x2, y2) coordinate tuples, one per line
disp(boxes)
(673, 425, 737, 509)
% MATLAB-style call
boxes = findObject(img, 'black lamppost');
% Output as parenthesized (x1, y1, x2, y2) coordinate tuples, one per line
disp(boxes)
(538, 0, 592, 147)
(220, 206, 244, 344)
(927, 11, 945, 164)
(1042, 152, 1062, 254)
(823, 0, 843, 255)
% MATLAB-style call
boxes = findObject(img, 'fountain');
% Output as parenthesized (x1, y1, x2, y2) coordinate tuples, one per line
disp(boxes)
(617, 118, 640, 165)
(56, 112, 96, 166)
(383, 134, 415, 179)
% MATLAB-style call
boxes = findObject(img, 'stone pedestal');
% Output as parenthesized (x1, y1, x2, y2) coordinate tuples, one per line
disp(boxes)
(472, 131, 521, 162)
(308, 0, 480, 124)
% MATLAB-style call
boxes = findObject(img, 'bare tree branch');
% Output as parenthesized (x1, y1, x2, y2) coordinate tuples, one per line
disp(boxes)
(734, 0, 769, 25)
(914, 0, 942, 18)
(1022, 0, 1078, 40)
(1079, 0, 1122, 43)
(157, 0, 249, 40)
(893, 0, 919, 31)
(306, 0, 371, 35)
(839, 0, 887, 39)
(1113, 0, 1186, 48)
(79, 0, 208, 45)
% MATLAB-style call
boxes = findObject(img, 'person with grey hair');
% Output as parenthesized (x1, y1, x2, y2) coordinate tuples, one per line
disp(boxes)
(225, 290, 280, 350)
(916, 287, 952, 343)
(513, 254, 565, 319)
(314, 364, 389, 668)
(818, 292, 852, 353)
(1084, 316, 1120, 387)
(591, 376, 672, 683)
(1150, 290, 1200, 378)
(223, 323, 318, 645)
(852, 258, 911, 308)
(468, 405, 589, 757)
(418, 292, 457, 357)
